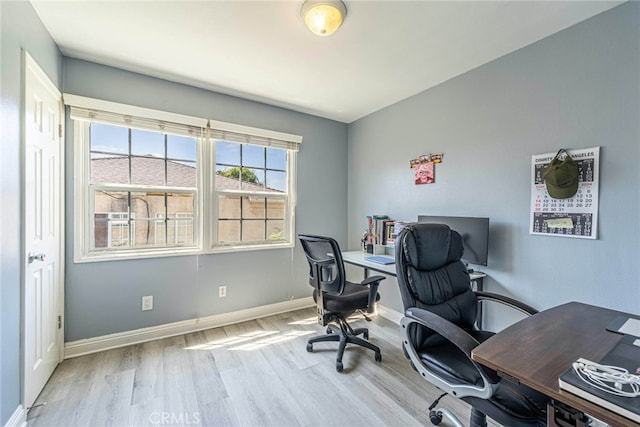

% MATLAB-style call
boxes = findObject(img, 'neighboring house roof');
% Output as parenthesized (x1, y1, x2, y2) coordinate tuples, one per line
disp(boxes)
(91, 156, 280, 192)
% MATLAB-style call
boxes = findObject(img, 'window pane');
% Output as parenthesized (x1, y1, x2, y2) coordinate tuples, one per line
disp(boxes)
(218, 220, 240, 242)
(92, 190, 131, 249)
(94, 213, 109, 248)
(167, 193, 195, 245)
(266, 170, 286, 192)
(130, 192, 165, 247)
(91, 154, 129, 184)
(266, 199, 285, 218)
(90, 123, 128, 155)
(131, 219, 152, 247)
(243, 197, 265, 219)
(167, 214, 194, 246)
(267, 220, 285, 240)
(266, 148, 286, 170)
(150, 193, 195, 246)
(167, 135, 196, 161)
(94, 190, 128, 213)
(216, 165, 240, 190)
(167, 193, 194, 217)
(131, 156, 165, 186)
(108, 220, 132, 248)
(131, 129, 164, 157)
(167, 160, 196, 187)
(154, 213, 167, 246)
(243, 144, 264, 168)
(216, 140, 240, 165)
(218, 194, 241, 219)
(243, 220, 265, 242)
(241, 168, 264, 191)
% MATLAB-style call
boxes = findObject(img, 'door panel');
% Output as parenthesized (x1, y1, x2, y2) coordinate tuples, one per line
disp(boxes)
(23, 52, 63, 409)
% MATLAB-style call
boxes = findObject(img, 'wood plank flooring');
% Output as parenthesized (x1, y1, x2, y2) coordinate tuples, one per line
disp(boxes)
(27, 308, 501, 427)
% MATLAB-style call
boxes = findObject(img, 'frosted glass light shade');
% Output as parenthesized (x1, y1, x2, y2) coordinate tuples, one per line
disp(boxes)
(301, 0, 347, 36)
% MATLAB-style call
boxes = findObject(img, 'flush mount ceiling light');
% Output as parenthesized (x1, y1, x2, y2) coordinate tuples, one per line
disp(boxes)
(301, 0, 347, 37)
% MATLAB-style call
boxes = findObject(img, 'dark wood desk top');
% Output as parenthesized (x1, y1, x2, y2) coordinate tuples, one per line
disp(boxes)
(472, 301, 639, 426)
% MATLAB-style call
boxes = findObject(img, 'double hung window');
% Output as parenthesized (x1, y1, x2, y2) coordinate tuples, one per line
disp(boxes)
(210, 121, 299, 247)
(68, 95, 301, 262)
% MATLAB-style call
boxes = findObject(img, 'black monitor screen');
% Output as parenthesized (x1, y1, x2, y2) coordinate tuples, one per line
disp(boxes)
(417, 215, 489, 266)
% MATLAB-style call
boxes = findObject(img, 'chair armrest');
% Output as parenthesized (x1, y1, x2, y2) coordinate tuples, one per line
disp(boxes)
(404, 307, 479, 356)
(360, 275, 385, 287)
(401, 307, 494, 399)
(475, 291, 538, 316)
(360, 275, 385, 313)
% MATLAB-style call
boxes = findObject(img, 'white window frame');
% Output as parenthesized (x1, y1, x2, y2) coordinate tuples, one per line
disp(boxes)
(67, 94, 301, 262)
(210, 147, 296, 252)
(206, 119, 300, 253)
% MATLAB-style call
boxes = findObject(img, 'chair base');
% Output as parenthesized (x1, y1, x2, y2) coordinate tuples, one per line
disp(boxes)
(429, 407, 465, 427)
(306, 315, 382, 372)
(428, 393, 487, 427)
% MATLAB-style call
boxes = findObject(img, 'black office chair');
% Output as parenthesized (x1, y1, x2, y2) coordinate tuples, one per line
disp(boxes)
(298, 234, 384, 372)
(395, 223, 549, 427)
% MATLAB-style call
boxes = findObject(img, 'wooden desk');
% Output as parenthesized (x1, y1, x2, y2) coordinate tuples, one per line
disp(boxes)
(472, 302, 639, 426)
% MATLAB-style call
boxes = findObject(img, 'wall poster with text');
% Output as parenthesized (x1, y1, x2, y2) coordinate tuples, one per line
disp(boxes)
(530, 146, 600, 239)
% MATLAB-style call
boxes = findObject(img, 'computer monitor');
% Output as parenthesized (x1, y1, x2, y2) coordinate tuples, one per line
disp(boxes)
(417, 215, 489, 267)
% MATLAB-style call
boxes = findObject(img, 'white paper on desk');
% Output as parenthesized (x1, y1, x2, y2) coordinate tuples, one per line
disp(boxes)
(619, 318, 640, 337)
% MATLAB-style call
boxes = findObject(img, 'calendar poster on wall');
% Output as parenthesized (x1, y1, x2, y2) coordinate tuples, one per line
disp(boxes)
(530, 147, 600, 239)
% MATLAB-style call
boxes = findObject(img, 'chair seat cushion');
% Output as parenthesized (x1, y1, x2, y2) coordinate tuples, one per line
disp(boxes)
(418, 329, 499, 386)
(313, 281, 380, 313)
(465, 378, 548, 424)
(417, 330, 547, 423)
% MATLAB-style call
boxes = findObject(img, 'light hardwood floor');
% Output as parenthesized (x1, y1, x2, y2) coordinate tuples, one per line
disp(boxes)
(27, 308, 500, 427)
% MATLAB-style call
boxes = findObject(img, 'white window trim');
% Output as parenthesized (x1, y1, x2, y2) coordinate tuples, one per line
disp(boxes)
(64, 94, 208, 129)
(68, 94, 301, 262)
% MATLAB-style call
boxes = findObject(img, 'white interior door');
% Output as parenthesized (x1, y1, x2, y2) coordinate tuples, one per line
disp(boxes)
(23, 52, 64, 409)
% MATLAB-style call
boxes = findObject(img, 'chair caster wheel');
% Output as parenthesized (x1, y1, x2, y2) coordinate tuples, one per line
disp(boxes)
(336, 362, 343, 372)
(326, 327, 332, 334)
(429, 410, 443, 425)
(306, 343, 313, 352)
(363, 331, 369, 340)
(375, 352, 382, 362)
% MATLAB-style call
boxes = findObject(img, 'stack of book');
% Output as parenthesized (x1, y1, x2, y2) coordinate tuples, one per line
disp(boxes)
(366, 215, 394, 245)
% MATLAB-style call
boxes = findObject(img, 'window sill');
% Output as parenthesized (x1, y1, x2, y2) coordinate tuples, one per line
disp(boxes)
(208, 241, 295, 254)
(74, 247, 201, 263)
(74, 242, 295, 263)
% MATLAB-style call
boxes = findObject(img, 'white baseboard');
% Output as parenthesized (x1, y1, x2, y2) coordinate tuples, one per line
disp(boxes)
(64, 297, 315, 359)
(4, 405, 26, 427)
(377, 305, 403, 325)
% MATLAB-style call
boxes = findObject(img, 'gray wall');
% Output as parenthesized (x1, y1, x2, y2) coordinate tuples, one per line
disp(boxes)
(348, 2, 640, 324)
(0, 2, 63, 424)
(63, 59, 348, 341)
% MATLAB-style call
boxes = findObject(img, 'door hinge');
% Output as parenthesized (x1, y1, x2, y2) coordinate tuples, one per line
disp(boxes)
(58, 124, 62, 138)
(58, 315, 62, 329)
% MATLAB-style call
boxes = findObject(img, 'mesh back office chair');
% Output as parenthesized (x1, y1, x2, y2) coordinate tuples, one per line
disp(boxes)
(299, 234, 384, 372)
(395, 223, 548, 427)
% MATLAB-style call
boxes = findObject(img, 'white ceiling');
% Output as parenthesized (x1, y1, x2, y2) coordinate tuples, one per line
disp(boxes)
(31, 0, 622, 123)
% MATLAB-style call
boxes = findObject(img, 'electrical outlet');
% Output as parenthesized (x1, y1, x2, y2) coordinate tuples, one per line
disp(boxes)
(142, 295, 153, 311)
(218, 285, 227, 298)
